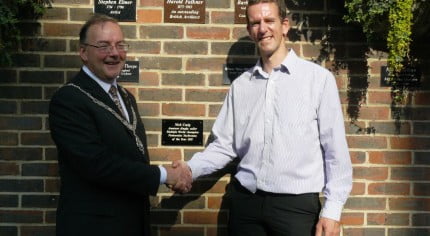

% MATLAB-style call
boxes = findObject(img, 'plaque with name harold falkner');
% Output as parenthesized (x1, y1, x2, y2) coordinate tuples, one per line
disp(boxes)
(162, 119, 203, 146)
(95, 0, 136, 22)
(164, 0, 206, 24)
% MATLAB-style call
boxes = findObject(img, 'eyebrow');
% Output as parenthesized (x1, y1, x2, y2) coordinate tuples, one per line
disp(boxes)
(96, 40, 126, 44)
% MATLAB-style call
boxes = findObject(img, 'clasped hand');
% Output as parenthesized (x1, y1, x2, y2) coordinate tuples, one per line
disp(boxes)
(165, 160, 193, 193)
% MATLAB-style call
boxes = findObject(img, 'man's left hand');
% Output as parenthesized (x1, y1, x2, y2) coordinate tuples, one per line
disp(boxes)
(315, 217, 340, 236)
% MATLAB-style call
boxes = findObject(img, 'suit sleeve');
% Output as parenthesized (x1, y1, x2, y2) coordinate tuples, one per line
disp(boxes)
(49, 86, 160, 196)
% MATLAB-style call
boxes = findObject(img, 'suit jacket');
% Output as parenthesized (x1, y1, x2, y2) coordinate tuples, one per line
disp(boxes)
(49, 69, 160, 236)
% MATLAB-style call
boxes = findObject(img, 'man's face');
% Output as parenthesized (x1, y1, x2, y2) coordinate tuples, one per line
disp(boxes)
(247, 2, 289, 58)
(80, 22, 126, 83)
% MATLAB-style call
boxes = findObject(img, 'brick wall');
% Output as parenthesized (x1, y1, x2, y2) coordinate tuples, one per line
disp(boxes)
(0, 0, 429, 235)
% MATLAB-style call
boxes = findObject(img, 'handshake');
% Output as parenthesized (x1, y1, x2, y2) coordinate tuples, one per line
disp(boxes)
(165, 160, 193, 193)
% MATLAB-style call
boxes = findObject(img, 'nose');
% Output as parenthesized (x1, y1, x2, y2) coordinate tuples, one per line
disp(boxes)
(107, 45, 120, 56)
(258, 20, 268, 33)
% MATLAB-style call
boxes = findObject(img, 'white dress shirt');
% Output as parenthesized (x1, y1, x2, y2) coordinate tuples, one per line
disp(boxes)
(187, 49, 352, 221)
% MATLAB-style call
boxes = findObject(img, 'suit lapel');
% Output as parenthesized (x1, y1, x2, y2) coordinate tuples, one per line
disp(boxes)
(71, 70, 124, 118)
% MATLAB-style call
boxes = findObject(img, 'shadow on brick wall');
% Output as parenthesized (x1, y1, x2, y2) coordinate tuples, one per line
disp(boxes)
(287, 0, 370, 125)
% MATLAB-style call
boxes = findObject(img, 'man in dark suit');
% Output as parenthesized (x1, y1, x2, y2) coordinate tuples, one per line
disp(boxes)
(49, 14, 191, 236)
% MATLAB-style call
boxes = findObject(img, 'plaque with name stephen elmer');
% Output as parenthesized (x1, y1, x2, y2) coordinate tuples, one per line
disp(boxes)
(162, 119, 203, 146)
(95, 0, 136, 22)
(164, 0, 206, 24)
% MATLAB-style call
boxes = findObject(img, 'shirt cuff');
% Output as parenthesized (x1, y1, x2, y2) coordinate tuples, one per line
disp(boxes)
(158, 166, 167, 185)
(320, 199, 344, 221)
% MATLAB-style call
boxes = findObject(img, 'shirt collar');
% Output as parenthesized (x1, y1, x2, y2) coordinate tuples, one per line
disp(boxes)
(82, 65, 118, 93)
(251, 48, 297, 79)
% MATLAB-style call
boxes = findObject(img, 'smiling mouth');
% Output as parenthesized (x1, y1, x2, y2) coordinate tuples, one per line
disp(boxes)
(105, 61, 120, 65)
(259, 36, 273, 42)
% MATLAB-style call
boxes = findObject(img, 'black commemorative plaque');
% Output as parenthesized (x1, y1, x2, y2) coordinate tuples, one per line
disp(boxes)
(164, 0, 205, 24)
(162, 119, 203, 146)
(117, 61, 139, 83)
(223, 64, 253, 85)
(380, 65, 421, 87)
(95, 0, 136, 22)
(235, 0, 248, 24)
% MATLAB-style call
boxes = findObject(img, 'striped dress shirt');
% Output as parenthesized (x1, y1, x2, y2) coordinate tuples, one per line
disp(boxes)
(188, 49, 352, 221)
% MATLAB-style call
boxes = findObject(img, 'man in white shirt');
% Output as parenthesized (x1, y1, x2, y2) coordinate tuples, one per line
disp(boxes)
(175, 0, 352, 235)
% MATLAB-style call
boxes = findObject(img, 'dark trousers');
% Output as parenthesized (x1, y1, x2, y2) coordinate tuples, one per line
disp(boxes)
(228, 179, 321, 236)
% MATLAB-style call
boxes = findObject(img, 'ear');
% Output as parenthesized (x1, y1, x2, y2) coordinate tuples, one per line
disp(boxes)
(282, 17, 290, 38)
(79, 45, 88, 62)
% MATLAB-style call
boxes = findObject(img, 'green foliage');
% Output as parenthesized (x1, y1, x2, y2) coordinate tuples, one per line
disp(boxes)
(343, 0, 415, 104)
(0, 0, 49, 66)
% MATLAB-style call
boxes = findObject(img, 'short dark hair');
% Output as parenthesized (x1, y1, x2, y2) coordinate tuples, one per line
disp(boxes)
(246, 0, 287, 23)
(79, 14, 119, 44)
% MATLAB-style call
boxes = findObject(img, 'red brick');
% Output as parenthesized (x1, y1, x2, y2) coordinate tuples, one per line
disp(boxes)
(21, 132, 54, 146)
(389, 198, 430, 211)
(0, 132, 19, 145)
(138, 88, 182, 102)
(186, 89, 227, 102)
(208, 196, 222, 209)
(343, 228, 385, 235)
(357, 106, 390, 120)
(369, 61, 387, 74)
(139, 72, 159, 86)
(232, 27, 250, 40)
(162, 103, 206, 117)
(45, 179, 60, 192)
(368, 183, 410, 195)
(0, 163, 20, 175)
(137, 102, 160, 116)
(341, 212, 364, 225)
(353, 167, 388, 181)
(140, 0, 163, 7)
(368, 151, 412, 164)
(137, 9, 162, 23)
(414, 91, 430, 105)
(186, 58, 226, 71)
(344, 197, 386, 210)
(347, 136, 387, 149)
(0, 210, 43, 223)
(183, 211, 228, 224)
(368, 91, 392, 104)
(414, 183, 430, 196)
(351, 182, 366, 195)
(43, 23, 81, 37)
(187, 27, 230, 40)
(349, 151, 366, 164)
(391, 167, 430, 181)
(148, 148, 182, 162)
(211, 11, 234, 24)
(21, 226, 55, 236)
(303, 44, 322, 58)
(390, 137, 430, 149)
(209, 104, 222, 117)
(367, 213, 409, 226)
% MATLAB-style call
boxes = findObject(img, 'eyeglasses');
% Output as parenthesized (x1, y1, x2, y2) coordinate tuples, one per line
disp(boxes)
(83, 43, 129, 54)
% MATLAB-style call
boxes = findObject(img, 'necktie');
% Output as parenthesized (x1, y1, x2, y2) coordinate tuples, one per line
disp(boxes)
(108, 85, 126, 118)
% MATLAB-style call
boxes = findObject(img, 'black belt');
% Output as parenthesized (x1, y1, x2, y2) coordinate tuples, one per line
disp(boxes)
(232, 177, 318, 197)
